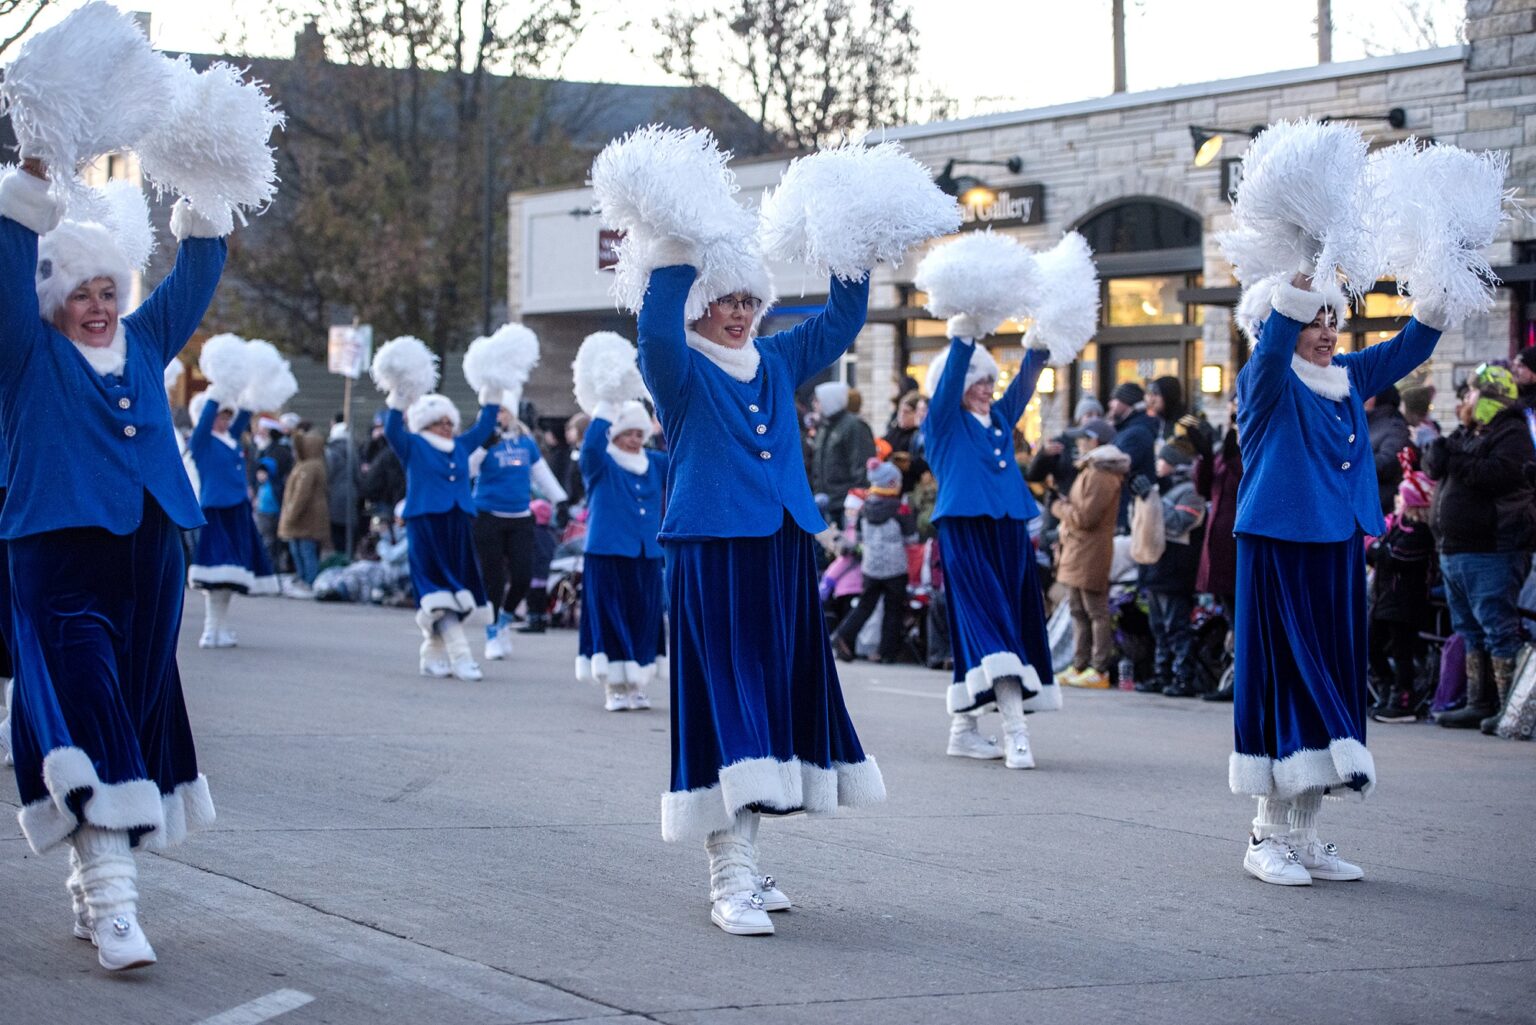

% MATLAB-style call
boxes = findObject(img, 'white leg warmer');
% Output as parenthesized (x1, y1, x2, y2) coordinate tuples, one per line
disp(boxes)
(706, 810, 760, 901)
(0, 678, 12, 765)
(1287, 790, 1324, 842)
(72, 826, 138, 922)
(1252, 797, 1293, 841)
(949, 712, 982, 737)
(994, 677, 1028, 732)
(440, 618, 472, 662)
(67, 845, 88, 924)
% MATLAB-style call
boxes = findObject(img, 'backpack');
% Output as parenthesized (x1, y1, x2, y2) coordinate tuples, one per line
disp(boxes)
(1130, 493, 1166, 565)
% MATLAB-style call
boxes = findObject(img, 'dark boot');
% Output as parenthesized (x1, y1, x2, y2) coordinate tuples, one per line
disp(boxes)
(1372, 683, 1418, 724)
(517, 613, 547, 634)
(1440, 648, 1494, 728)
(1481, 655, 1517, 735)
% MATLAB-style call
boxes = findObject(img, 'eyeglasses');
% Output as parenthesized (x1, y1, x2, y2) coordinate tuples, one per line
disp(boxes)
(712, 294, 762, 313)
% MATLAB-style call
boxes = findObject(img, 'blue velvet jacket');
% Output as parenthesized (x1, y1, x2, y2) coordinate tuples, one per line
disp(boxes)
(580, 415, 668, 559)
(1235, 308, 1440, 543)
(923, 338, 1047, 523)
(0, 217, 225, 540)
(637, 264, 870, 541)
(189, 400, 253, 510)
(385, 405, 499, 519)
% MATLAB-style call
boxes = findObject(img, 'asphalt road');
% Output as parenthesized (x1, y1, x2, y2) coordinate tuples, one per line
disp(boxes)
(2, 592, 1531, 1025)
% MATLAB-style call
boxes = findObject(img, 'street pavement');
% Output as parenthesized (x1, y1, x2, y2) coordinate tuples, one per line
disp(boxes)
(2, 593, 1532, 1025)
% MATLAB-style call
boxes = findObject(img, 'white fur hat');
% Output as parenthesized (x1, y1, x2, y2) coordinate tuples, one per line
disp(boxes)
(924, 342, 999, 397)
(407, 393, 461, 433)
(36, 220, 133, 317)
(690, 259, 778, 336)
(814, 380, 849, 417)
(606, 399, 654, 442)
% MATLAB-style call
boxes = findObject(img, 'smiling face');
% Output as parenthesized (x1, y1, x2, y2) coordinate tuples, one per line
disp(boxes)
(963, 377, 995, 417)
(425, 416, 455, 439)
(613, 428, 645, 454)
(1294, 306, 1339, 367)
(52, 276, 119, 348)
(692, 293, 761, 349)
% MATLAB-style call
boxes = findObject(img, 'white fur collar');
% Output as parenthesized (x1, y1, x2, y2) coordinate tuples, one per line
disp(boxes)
(420, 431, 456, 453)
(213, 431, 237, 450)
(1290, 353, 1351, 401)
(970, 410, 992, 428)
(73, 324, 127, 377)
(607, 443, 651, 475)
(686, 329, 760, 383)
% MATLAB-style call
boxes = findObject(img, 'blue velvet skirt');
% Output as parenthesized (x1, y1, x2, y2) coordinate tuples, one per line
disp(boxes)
(577, 552, 664, 686)
(407, 510, 487, 618)
(661, 516, 885, 841)
(8, 495, 214, 854)
(1231, 534, 1374, 798)
(189, 500, 277, 594)
(937, 515, 1060, 715)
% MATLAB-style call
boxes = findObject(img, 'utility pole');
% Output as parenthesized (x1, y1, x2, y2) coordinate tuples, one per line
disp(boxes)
(1317, 0, 1333, 63)
(1111, 0, 1127, 93)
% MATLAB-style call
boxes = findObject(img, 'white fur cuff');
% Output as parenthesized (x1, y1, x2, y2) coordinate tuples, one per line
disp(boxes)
(170, 199, 224, 241)
(1271, 283, 1326, 324)
(1412, 302, 1451, 332)
(0, 170, 62, 235)
(386, 390, 416, 412)
(946, 314, 982, 340)
(477, 386, 503, 407)
(591, 401, 621, 423)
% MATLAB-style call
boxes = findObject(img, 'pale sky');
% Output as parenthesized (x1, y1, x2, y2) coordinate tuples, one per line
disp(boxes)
(5, 0, 1466, 119)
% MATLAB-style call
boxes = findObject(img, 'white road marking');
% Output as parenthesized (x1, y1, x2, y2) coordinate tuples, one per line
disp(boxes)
(194, 989, 316, 1025)
(866, 685, 946, 699)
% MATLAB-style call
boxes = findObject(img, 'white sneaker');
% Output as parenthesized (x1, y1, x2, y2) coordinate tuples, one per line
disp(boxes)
(627, 687, 652, 711)
(1002, 727, 1036, 769)
(710, 892, 774, 936)
(1243, 835, 1312, 886)
(755, 875, 791, 912)
(484, 626, 510, 661)
(216, 629, 237, 648)
(419, 642, 452, 679)
(74, 907, 92, 942)
(198, 629, 219, 649)
(1291, 837, 1364, 881)
(604, 684, 628, 712)
(92, 913, 157, 971)
(451, 658, 483, 682)
(946, 726, 1003, 760)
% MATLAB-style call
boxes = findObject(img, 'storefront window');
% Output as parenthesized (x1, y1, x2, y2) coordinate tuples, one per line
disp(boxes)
(1362, 292, 1413, 319)
(1112, 354, 1180, 387)
(1106, 276, 1186, 326)
(1078, 342, 1098, 396)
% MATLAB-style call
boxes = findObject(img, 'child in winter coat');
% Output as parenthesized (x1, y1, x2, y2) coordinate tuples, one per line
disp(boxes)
(820, 541, 864, 633)
(1050, 419, 1129, 688)
(278, 432, 331, 589)
(831, 459, 917, 663)
(1138, 442, 1207, 696)
(1366, 463, 1437, 723)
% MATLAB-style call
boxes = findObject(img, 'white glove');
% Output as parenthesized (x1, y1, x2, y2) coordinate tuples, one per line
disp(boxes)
(1412, 301, 1452, 332)
(170, 198, 225, 241)
(591, 400, 621, 423)
(0, 170, 61, 236)
(946, 314, 983, 340)
(1269, 281, 1327, 324)
(386, 391, 416, 412)
(478, 386, 504, 407)
(648, 235, 699, 268)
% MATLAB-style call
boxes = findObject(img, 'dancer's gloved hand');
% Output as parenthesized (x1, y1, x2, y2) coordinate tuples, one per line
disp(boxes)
(649, 235, 699, 269)
(946, 314, 982, 340)
(385, 390, 418, 412)
(477, 386, 503, 407)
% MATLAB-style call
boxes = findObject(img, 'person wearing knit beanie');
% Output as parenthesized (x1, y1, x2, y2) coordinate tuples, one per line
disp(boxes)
(830, 458, 918, 665)
(1365, 458, 1436, 724)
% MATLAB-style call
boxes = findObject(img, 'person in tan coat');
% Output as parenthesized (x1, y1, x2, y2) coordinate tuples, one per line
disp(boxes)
(278, 432, 330, 590)
(1049, 419, 1130, 688)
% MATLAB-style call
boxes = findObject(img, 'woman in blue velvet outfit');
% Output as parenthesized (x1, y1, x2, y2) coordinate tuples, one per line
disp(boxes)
(1231, 273, 1446, 887)
(637, 256, 885, 937)
(0, 158, 226, 970)
(385, 392, 499, 682)
(187, 389, 277, 647)
(576, 400, 668, 711)
(922, 327, 1061, 771)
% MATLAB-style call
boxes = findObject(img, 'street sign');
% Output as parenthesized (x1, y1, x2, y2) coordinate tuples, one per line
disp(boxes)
(328, 324, 373, 379)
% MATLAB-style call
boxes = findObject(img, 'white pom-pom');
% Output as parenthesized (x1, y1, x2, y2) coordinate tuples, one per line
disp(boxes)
(1023, 232, 1100, 363)
(67, 179, 155, 272)
(591, 125, 765, 320)
(164, 355, 185, 395)
(572, 331, 646, 415)
(1366, 140, 1516, 323)
(135, 59, 285, 237)
(1217, 120, 1375, 301)
(914, 231, 1039, 336)
(239, 339, 299, 411)
(463, 323, 540, 396)
(759, 140, 960, 281)
(370, 335, 439, 401)
(0, 3, 172, 176)
(198, 332, 250, 395)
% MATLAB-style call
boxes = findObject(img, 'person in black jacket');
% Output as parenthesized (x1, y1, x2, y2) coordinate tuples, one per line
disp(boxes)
(1107, 381, 1158, 528)
(1137, 443, 1207, 696)
(1424, 367, 1536, 731)
(358, 412, 407, 520)
(1366, 462, 1437, 723)
(1367, 384, 1412, 515)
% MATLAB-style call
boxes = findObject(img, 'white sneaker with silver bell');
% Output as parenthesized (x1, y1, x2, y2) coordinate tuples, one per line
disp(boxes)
(755, 875, 791, 912)
(627, 685, 652, 711)
(710, 891, 774, 935)
(1002, 728, 1036, 769)
(451, 658, 484, 682)
(946, 726, 1003, 760)
(1243, 835, 1312, 886)
(604, 683, 628, 712)
(92, 913, 157, 971)
(1291, 837, 1364, 881)
(419, 642, 452, 679)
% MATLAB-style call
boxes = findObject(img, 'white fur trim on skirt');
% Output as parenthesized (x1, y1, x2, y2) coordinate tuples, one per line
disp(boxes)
(16, 746, 216, 854)
(575, 653, 658, 687)
(419, 588, 486, 622)
(660, 755, 885, 842)
(1228, 738, 1376, 799)
(947, 653, 1062, 714)
(189, 563, 279, 595)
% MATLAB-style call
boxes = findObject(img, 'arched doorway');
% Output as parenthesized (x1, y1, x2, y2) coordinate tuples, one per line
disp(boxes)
(1071, 197, 1205, 417)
